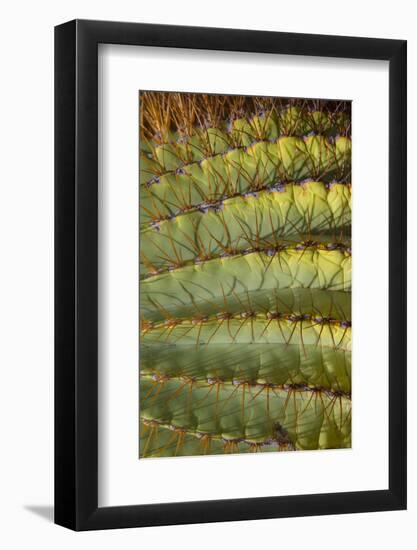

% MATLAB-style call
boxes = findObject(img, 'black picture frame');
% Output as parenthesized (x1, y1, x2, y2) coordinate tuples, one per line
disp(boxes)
(55, 19, 407, 531)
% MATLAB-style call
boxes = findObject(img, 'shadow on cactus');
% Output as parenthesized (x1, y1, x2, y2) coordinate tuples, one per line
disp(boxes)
(139, 91, 352, 458)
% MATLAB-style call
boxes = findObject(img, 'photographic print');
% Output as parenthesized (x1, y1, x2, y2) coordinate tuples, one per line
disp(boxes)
(139, 91, 352, 458)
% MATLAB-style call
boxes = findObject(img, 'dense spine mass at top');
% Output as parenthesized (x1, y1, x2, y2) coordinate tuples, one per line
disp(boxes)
(139, 92, 352, 457)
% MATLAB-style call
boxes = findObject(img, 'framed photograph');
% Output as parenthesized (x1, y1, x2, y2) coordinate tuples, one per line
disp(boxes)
(55, 19, 407, 531)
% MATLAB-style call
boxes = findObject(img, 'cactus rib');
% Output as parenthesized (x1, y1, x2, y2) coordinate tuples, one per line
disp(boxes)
(140, 181, 351, 272)
(141, 248, 351, 318)
(140, 136, 351, 224)
(140, 376, 351, 455)
(141, 343, 351, 394)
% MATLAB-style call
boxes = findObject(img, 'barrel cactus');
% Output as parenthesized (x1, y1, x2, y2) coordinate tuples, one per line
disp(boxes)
(139, 92, 351, 458)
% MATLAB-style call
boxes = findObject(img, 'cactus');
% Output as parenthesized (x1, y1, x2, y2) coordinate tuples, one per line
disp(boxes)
(139, 92, 351, 458)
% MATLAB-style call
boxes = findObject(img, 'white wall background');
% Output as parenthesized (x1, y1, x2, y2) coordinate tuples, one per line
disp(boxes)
(0, 0, 414, 547)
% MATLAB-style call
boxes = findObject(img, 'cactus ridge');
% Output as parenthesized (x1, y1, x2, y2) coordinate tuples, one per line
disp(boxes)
(140, 137, 351, 224)
(141, 239, 351, 279)
(141, 343, 351, 393)
(139, 92, 352, 457)
(141, 316, 351, 350)
(141, 135, 351, 186)
(140, 92, 351, 145)
(140, 375, 351, 454)
(141, 179, 351, 226)
(141, 374, 351, 406)
(141, 180, 351, 226)
(141, 249, 352, 317)
(140, 420, 296, 457)
(142, 118, 349, 175)
(142, 375, 351, 402)
(140, 181, 351, 273)
(141, 287, 351, 327)
(141, 106, 351, 149)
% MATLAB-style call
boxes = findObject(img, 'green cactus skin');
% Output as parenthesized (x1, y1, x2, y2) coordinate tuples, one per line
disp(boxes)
(139, 92, 351, 458)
